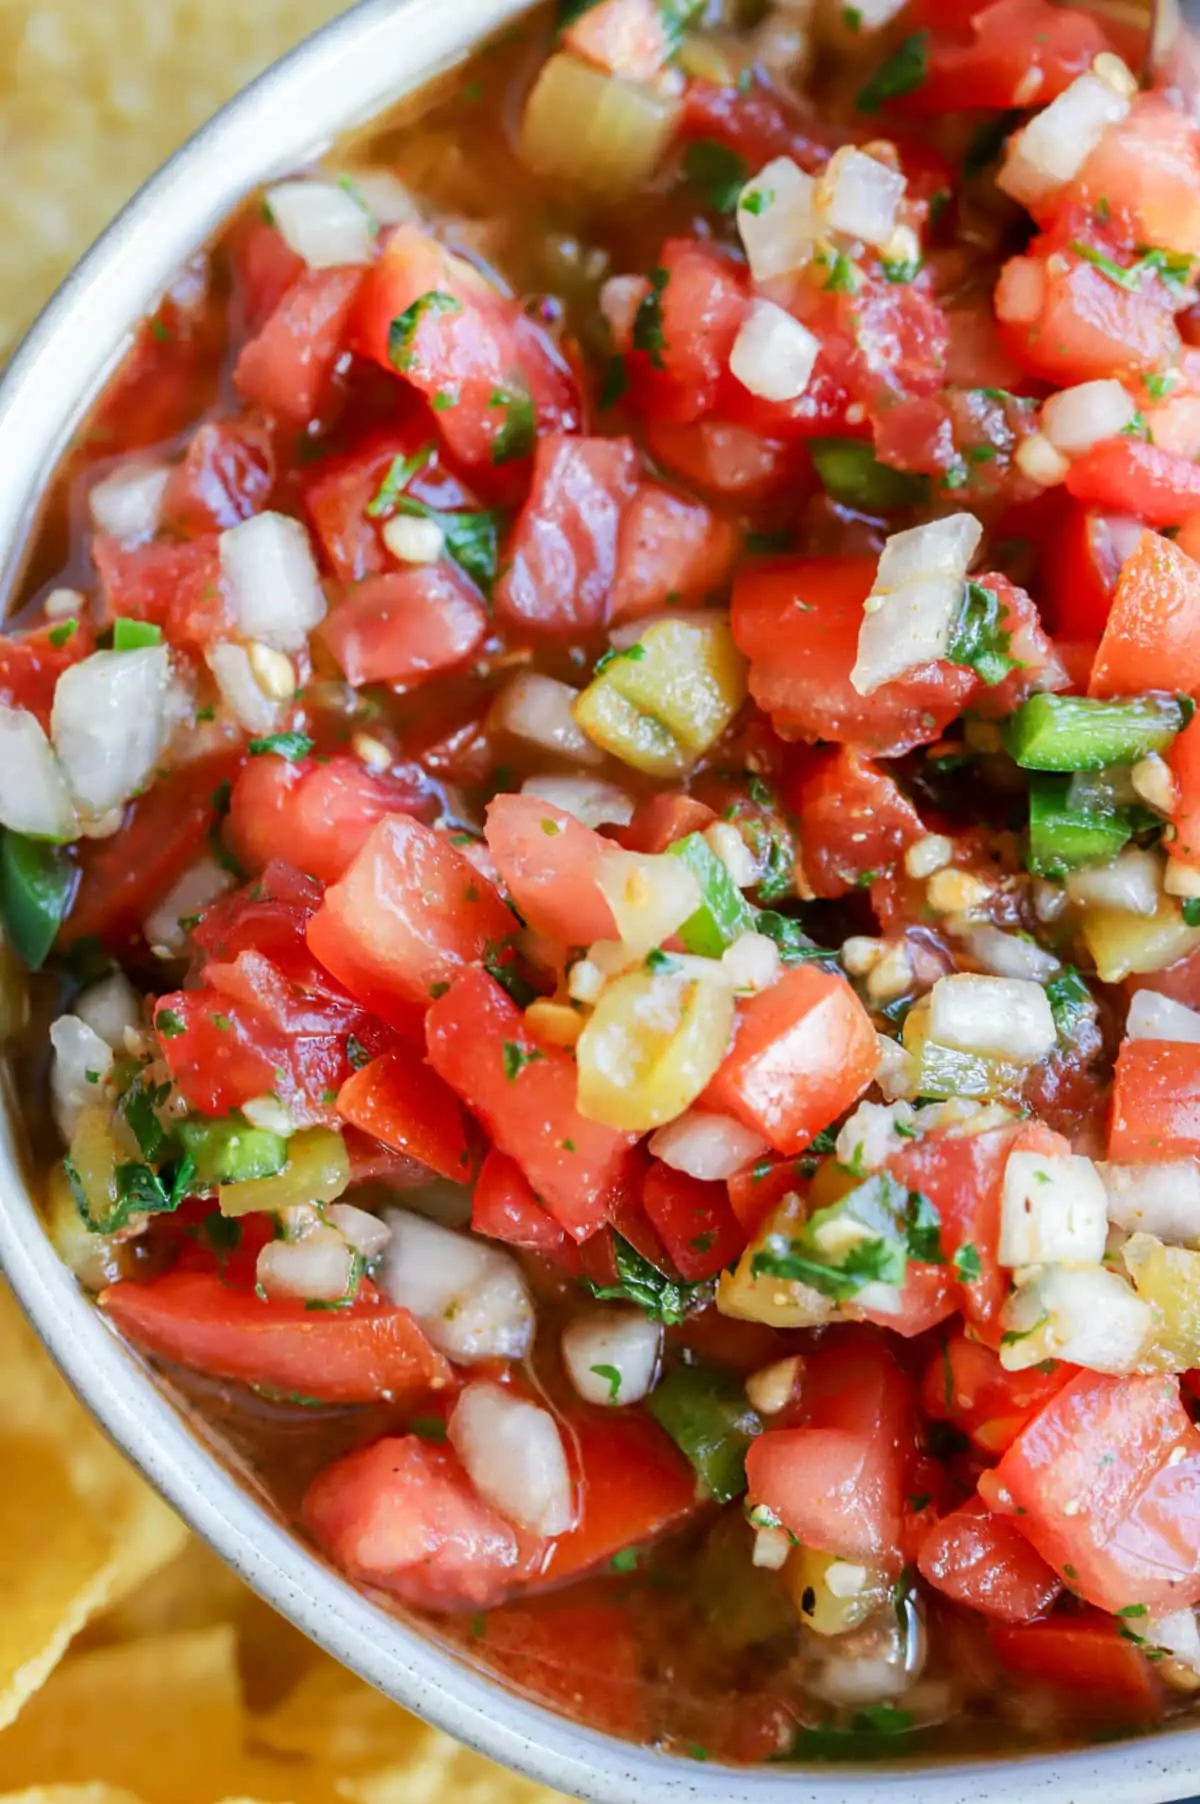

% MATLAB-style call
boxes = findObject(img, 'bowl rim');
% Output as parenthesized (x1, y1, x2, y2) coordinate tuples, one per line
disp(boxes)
(1, 3, 1199, 1798)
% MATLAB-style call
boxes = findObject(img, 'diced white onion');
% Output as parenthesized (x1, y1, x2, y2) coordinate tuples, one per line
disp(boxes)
(561, 1307, 662, 1406)
(729, 299, 819, 403)
(595, 849, 702, 954)
(834, 1101, 919, 1173)
(752, 1524, 792, 1569)
(490, 672, 604, 767)
(87, 462, 170, 547)
(265, 178, 376, 269)
(219, 512, 326, 653)
(256, 1229, 357, 1303)
(810, 1652, 913, 1706)
(381, 514, 444, 565)
(875, 515, 983, 592)
(241, 1094, 294, 1136)
(721, 931, 781, 994)
(998, 1149, 1109, 1266)
(449, 1380, 575, 1535)
(1067, 847, 1162, 917)
(1126, 988, 1200, 1044)
(927, 973, 1056, 1064)
(143, 854, 234, 956)
(956, 924, 1061, 983)
(0, 705, 78, 841)
(521, 773, 634, 830)
(1041, 380, 1136, 455)
(648, 1108, 768, 1180)
(1101, 1161, 1200, 1245)
(817, 147, 905, 250)
(737, 156, 819, 282)
(206, 641, 280, 736)
(49, 1015, 114, 1142)
(851, 575, 964, 696)
(378, 1210, 534, 1364)
(51, 646, 171, 818)
(999, 1264, 1152, 1373)
(998, 72, 1129, 208)
(326, 1202, 392, 1259)
(345, 169, 420, 227)
(1148, 1609, 1200, 1670)
(74, 972, 142, 1050)
(995, 256, 1047, 326)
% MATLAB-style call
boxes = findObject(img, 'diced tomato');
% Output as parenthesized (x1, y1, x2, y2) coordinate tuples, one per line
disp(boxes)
(92, 533, 228, 649)
(904, 0, 1111, 114)
(614, 792, 717, 855)
(992, 1369, 1200, 1612)
(787, 747, 923, 899)
(1169, 713, 1200, 867)
(426, 965, 637, 1240)
(230, 216, 305, 333)
(0, 621, 96, 730)
(921, 1335, 1073, 1456)
(227, 752, 434, 888)
(644, 417, 798, 501)
(484, 794, 618, 946)
(703, 964, 878, 1156)
(1040, 501, 1133, 641)
(641, 1163, 747, 1280)
(1124, 937, 1200, 1010)
(990, 1613, 1162, 1723)
(302, 421, 478, 581)
(319, 564, 488, 687)
(726, 1155, 813, 1238)
(337, 1042, 472, 1182)
(562, 0, 669, 81)
(967, 572, 1063, 718)
(303, 1435, 539, 1610)
(235, 267, 365, 425)
(609, 482, 740, 624)
(101, 1271, 451, 1404)
(919, 1498, 1062, 1623)
(625, 240, 748, 426)
(494, 435, 640, 635)
(998, 243, 1179, 385)
(1109, 1038, 1200, 1162)
(539, 1410, 699, 1584)
(1067, 438, 1200, 529)
(1089, 529, 1200, 696)
(680, 78, 831, 175)
(473, 1599, 645, 1743)
(1070, 94, 1200, 260)
(471, 1148, 573, 1257)
(838, 278, 952, 412)
(853, 1260, 957, 1339)
(306, 815, 515, 1026)
(1178, 509, 1200, 564)
(732, 557, 976, 757)
(744, 1332, 915, 1570)
(162, 419, 275, 535)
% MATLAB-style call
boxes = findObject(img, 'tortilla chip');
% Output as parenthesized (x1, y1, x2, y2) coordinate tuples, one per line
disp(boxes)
(85, 1539, 245, 1649)
(0, 1789, 147, 1804)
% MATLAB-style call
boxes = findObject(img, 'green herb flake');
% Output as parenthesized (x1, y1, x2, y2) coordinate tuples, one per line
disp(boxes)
(345, 1033, 371, 1071)
(856, 32, 928, 114)
(387, 291, 462, 373)
(591, 1363, 623, 1404)
(247, 731, 314, 762)
(683, 139, 748, 215)
(583, 1232, 708, 1324)
(632, 266, 670, 370)
(47, 618, 78, 649)
(610, 1546, 639, 1572)
(594, 641, 647, 677)
(599, 354, 629, 411)
(365, 443, 435, 518)
(488, 386, 536, 465)
(409, 1416, 449, 1442)
(947, 579, 1019, 686)
(953, 1241, 983, 1283)
(502, 1040, 545, 1082)
(1184, 898, 1200, 927)
(157, 1008, 186, 1040)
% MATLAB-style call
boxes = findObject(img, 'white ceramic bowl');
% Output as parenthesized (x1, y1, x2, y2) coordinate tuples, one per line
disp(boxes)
(1, 4, 1199, 1798)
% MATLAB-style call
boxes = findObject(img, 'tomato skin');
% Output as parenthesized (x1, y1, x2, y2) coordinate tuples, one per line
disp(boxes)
(609, 482, 740, 625)
(231, 216, 305, 333)
(703, 965, 878, 1156)
(1067, 438, 1200, 529)
(302, 421, 477, 581)
(1040, 501, 1129, 641)
(1071, 95, 1200, 261)
(906, 0, 1111, 113)
(992, 1369, 1200, 1613)
(494, 436, 640, 636)
(93, 533, 229, 649)
(918, 1498, 1062, 1623)
(319, 564, 489, 688)
(471, 1148, 573, 1257)
(234, 267, 365, 424)
(101, 1271, 451, 1404)
(306, 815, 515, 1026)
(998, 247, 1178, 385)
(641, 1163, 747, 1280)
(644, 417, 798, 501)
(1109, 1039, 1200, 1162)
(615, 792, 716, 855)
(726, 1155, 813, 1238)
(162, 419, 275, 535)
(990, 1614, 1162, 1723)
(921, 1335, 1073, 1456)
(732, 557, 975, 756)
(337, 1043, 472, 1182)
(1089, 529, 1200, 696)
(627, 240, 748, 426)
(539, 1410, 699, 1584)
(227, 753, 434, 888)
(787, 747, 923, 899)
(484, 794, 619, 946)
(302, 1435, 538, 1610)
(426, 966, 638, 1241)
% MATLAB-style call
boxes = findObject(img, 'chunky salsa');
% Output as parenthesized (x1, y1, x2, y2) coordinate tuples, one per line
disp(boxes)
(10, 0, 1200, 1766)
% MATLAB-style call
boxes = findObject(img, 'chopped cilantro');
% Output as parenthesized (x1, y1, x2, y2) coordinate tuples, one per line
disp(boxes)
(345, 1033, 371, 1071)
(582, 1232, 708, 1324)
(594, 642, 646, 676)
(488, 386, 536, 465)
(599, 354, 629, 410)
(1184, 898, 1200, 927)
(856, 32, 928, 113)
(365, 443, 435, 517)
(632, 266, 669, 370)
(947, 580, 1019, 686)
(47, 618, 78, 649)
(247, 732, 314, 761)
(683, 139, 748, 214)
(409, 1416, 449, 1442)
(387, 291, 462, 373)
(591, 1362, 623, 1404)
(820, 249, 860, 293)
(157, 1008, 186, 1040)
(740, 187, 773, 217)
(1070, 240, 1195, 294)
(502, 1040, 545, 1081)
(390, 495, 502, 591)
(953, 1242, 983, 1283)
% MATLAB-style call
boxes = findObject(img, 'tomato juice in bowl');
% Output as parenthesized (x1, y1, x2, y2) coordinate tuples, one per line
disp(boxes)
(8, 0, 1200, 1796)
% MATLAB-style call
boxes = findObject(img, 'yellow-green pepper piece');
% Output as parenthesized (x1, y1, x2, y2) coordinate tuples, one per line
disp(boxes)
(574, 618, 748, 777)
(218, 1126, 350, 1218)
(575, 964, 734, 1131)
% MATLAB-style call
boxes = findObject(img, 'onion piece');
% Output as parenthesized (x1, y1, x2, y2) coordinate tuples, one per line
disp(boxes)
(999, 1263, 1151, 1374)
(206, 641, 281, 736)
(737, 156, 819, 282)
(51, 646, 171, 817)
(998, 1149, 1108, 1266)
(265, 178, 376, 269)
(49, 1014, 114, 1141)
(327, 1202, 392, 1259)
(1067, 847, 1162, 917)
(1041, 379, 1136, 455)
(520, 53, 679, 194)
(560, 1307, 663, 1406)
(927, 973, 1056, 1064)
(729, 300, 819, 403)
(850, 576, 964, 696)
(256, 1229, 358, 1303)
(521, 773, 634, 829)
(74, 972, 142, 1050)
(955, 923, 1061, 982)
(1148, 1608, 1200, 1670)
(378, 1210, 534, 1364)
(876, 515, 983, 591)
(0, 706, 78, 841)
(1101, 1160, 1200, 1244)
(998, 72, 1129, 209)
(834, 1101, 919, 1173)
(87, 462, 170, 547)
(346, 170, 421, 228)
(1126, 988, 1200, 1044)
(995, 255, 1047, 326)
(648, 1108, 768, 1179)
(143, 855, 236, 956)
(817, 147, 905, 249)
(449, 1380, 575, 1535)
(491, 672, 604, 766)
(219, 512, 326, 653)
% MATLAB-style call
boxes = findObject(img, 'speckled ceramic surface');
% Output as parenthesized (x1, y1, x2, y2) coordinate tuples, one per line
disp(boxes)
(2, 3, 1200, 1797)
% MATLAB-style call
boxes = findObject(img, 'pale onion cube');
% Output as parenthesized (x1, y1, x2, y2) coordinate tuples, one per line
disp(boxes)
(87, 461, 170, 547)
(999, 1264, 1152, 1374)
(595, 849, 702, 953)
(51, 646, 171, 817)
(817, 147, 905, 249)
(327, 1202, 392, 1259)
(927, 973, 1056, 1064)
(1067, 846, 1162, 917)
(381, 513, 444, 565)
(379, 1210, 534, 1364)
(850, 574, 963, 695)
(874, 514, 983, 591)
(219, 512, 326, 652)
(257, 1229, 358, 1303)
(1041, 379, 1136, 455)
(205, 641, 281, 736)
(49, 1014, 114, 1141)
(143, 854, 235, 956)
(998, 1150, 1109, 1267)
(1126, 988, 1200, 1044)
(998, 73, 1129, 209)
(834, 1101, 919, 1173)
(522, 773, 635, 829)
(736, 156, 819, 282)
(74, 972, 142, 1050)
(0, 706, 78, 841)
(1148, 1609, 1200, 1670)
(648, 1108, 769, 1179)
(956, 924, 1061, 983)
(346, 169, 420, 227)
(490, 672, 604, 766)
(265, 178, 376, 269)
(1101, 1160, 1200, 1245)
(449, 1380, 575, 1535)
(728, 300, 819, 403)
(561, 1307, 663, 1407)
(721, 931, 780, 994)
